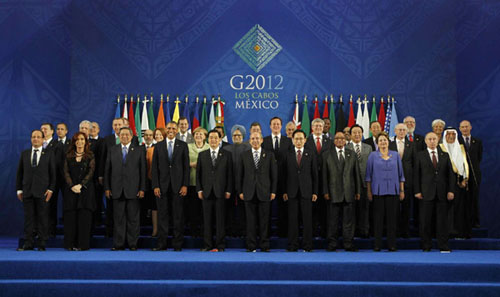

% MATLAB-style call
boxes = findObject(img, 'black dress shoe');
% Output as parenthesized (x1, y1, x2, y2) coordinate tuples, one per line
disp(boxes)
(151, 246, 166, 251)
(440, 248, 452, 253)
(17, 245, 34, 251)
(286, 248, 298, 252)
(261, 248, 270, 252)
(129, 247, 138, 251)
(373, 247, 381, 252)
(388, 247, 397, 252)
(111, 247, 124, 251)
(173, 248, 182, 252)
(246, 249, 256, 253)
(303, 249, 313, 252)
(38, 247, 46, 251)
(218, 248, 225, 252)
(73, 248, 81, 251)
(345, 247, 359, 252)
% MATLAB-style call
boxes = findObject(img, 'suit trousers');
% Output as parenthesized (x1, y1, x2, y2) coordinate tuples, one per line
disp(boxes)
(245, 195, 270, 250)
(355, 187, 369, 237)
(398, 185, 413, 237)
(202, 192, 226, 249)
(328, 201, 355, 249)
(373, 195, 399, 249)
(420, 198, 449, 250)
(64, 208, 92, 250)
(23, 196, 49, 247)
(157, 187, 184, 249)
(113, 196, 140, 248)
(287, 192, 312, 250)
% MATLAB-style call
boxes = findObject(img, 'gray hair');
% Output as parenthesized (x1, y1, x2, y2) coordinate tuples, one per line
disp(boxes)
(431, 119, 446, 128)
(311, 118, 324, 126)
(79, 120, 92, 129)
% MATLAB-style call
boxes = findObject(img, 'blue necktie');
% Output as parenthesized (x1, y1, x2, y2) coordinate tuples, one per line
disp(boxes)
(168, 141, 173, 161)
(32, 149, 38, 167)
(122, 146, 128, 164)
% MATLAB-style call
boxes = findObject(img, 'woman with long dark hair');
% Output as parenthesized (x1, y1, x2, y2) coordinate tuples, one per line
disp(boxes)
(63, 132, 96, 250)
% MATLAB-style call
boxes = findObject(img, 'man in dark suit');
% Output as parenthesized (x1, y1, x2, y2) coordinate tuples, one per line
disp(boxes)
(363, 121, 382, 151)
(347, 125, 372, 238)
(262, 117, 292, 238)
(459, 120, 482, 228)
(323, 132, 361, 251)
(151, 121, 190, 251)
(196, 129, 233, 251)
(305, 118, 333, 238)
(215, 126, 230, 148)
(389, 123, 417, 238)
(283, 129, 318, 252)
(16, 129, 56, 251)
(41, 123, 58, 152)
(176, 116, 194, 144)
(414, 132, 456, 252)
(403, 116, 426, 152)
(104, 127, 146, 250)
(238, 132, 277, 252)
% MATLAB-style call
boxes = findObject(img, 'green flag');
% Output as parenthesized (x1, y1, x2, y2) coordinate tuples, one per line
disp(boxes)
(370, 98, 378, 137)
(301, 99, 310, 137)
(148, 98, 156, 130)
(329, 97, 336, 136)
(201, 98, 209, 131)
(135, 99, 142, 144)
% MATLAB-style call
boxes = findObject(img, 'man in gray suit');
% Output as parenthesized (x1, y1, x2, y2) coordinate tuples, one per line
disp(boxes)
(347, 124, 372, 238)
(323, 132, 361, 251)
(176, 117, 194, 144)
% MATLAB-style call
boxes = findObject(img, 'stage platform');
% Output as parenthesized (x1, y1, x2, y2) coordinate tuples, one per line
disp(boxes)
(2, 237, 500, 297)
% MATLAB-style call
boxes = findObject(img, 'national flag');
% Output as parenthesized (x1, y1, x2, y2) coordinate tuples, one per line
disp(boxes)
(355, 97, 363, 125)
(329, 94, 336, 136)
(148, 95, 155, 130)
(336, 96, 346, 132)
(201, 97, 209, 131)
(135, 96, 141, 143)
(313, 96, 320, 119)
(114, 95, 121, 119)
(165, 95, 172, 123)
(384, 98, 392, 133)
(347, 96, 355, 127)
(388, 97, 399, 138)
(128, 97, 136, 136)
(293, 96, 301, 129)
(361, 98, 370, 139)
(369, 96, 378, 137)
(215, 96, 227, 141)
(378, 97, 386, 129)
(123, 95, 128, 119)
(208, 97, 216, 130)
(141, 96, 150, 135)
(157, 96, 166, 129)
(301, 97, 310, 137)
(183, 96, 191, 133)
(322, 96, 329, 119)
(192, 96, 200, 131)
(172, 96, 180, 123)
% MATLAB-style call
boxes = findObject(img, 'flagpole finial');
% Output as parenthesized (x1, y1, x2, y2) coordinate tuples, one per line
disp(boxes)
(392, 96, 395, 103)
(166, 94, 170, 102)
(196, 95, 199, 103)
(185, 95, 188, 103)
(124, 93, 128, 102)
(330, 94, 334, 102)
(339, 94, 343, 102)
(295, 94, 298, 102)
(160, 93, 164, 103)
(381, 96, 384, 104)
(387, 94, 390, 100)
(324, 94, 328, 102)
(144, 94, 148, 103)
(203, 96, 206, 104)
(349, 94, 353, 102)
(314, 94, 318, 102)
(372, 95, 376, 103)
(217, 94, 221, 100)
(364, 94, 367, 100)
(130, 94, 134, 103)
(304, 94, 307, 102)
(357, 96, 361, 104)
(117, 94, 120, 103)
(150, 93, 153, 102)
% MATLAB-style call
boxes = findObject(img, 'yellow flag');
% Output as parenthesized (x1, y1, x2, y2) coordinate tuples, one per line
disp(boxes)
(172, 97, 180, 123)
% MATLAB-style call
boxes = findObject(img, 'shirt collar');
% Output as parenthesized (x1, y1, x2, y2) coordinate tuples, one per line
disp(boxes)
(44, 137, 52, 143)
(294, 146, 304, 153)
(335, 146, 345, 154)
(252, 147, 262, 154)
(122, 143, 131, 150)
(210, 146, 219, 155)
(427, 147, 437, 154)
(32, 146, 42, 152)
(272, 133, 281, 139)
(58, 137, 66, 143)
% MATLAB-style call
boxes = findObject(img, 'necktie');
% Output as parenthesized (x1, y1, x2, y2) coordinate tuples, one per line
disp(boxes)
(398, 140, 404, 159)
(32, 149, 38, 167)
(297, 149, 302, 166)
(43, 141, 48, 149)
(316, 137, 321, 153)
(253, 151, 260, 169)
(338, 149, 345, 164)
(168, 141, 173, 161)
(115, 137, 120, 145)
(182, 135, 185, 142)
(355, 144, 361, 160)
(59, 139, 63, 144)
(122, 146, 128, 164)
(432, 151, 437, 169)
(274, 136, 279, 151)
(211, 151, 217, 167)
(409, 134, 413, 142)
(466, 137, 470, 149)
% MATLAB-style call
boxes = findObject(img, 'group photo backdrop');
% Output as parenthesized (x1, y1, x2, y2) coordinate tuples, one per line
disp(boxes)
(1, 0, 499, 237)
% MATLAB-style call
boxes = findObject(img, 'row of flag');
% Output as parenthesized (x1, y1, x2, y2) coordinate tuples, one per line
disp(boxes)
(114, 95, 226, 143)
(293, 94, 399, 139)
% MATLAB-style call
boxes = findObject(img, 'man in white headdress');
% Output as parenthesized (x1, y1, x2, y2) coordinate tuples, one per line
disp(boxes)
(439, 127, 470, 239)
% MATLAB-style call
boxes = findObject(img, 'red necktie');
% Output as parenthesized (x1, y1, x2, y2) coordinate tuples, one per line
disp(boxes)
(432, 151, 437, 169)
(409, 134, 413, 142)
(316, 137, 321, 153)
(297, 149, 302, 166)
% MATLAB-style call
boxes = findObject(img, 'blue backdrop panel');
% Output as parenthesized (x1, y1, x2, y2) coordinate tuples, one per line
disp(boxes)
(0, 0, 499, 237)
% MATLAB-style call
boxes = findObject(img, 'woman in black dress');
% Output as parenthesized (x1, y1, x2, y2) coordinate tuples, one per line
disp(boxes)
(63, 132, 96, 250)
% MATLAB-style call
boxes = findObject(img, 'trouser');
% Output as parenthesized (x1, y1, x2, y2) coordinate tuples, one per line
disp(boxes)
(373, 195, 398, 249)
(355, 187, 369, 236)
(398, 185, 413, 237)
(287, 192, 312, 250)
(113, 196, 140, 248)
(420, 198, 449, 250)
(64, 208, 93, 249)
(157, 187, 184, 249)
(23, 196, 49, 247)
(328, 201, 355, 249)
(245, 195, 270, 250)
(202, 192, 226, 249)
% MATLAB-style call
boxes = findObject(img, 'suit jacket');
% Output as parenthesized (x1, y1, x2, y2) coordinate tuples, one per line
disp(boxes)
(305, 134, 333, 195)
(283, 148, 318, 199)
(104, 143, 146, 199)
(346, 142, 372, 188)
(322, 148, 361, 203)
(458, 135, 482, 185)
(16, 148, 56, 198)
(195, 148, 233, 198)
(44, 138, 58, 153)
(363, 136, 377, 152)
(262, 135, 292, 193)
(406, 133, 426, 152)
(176, 132, 194, 144)
(389, 139, 416, 188)
(99, 134, 139, 178)
(237, 148, 277, 201)
(151, 139, 190, 193)
(414, 147, 456, 201)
